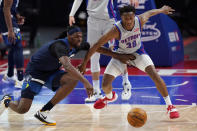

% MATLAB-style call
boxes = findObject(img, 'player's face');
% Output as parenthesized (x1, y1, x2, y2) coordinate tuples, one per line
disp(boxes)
(121, 12, 135, 30)
(69, 32, 83, 48)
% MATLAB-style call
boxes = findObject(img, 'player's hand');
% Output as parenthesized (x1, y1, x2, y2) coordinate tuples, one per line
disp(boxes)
(8, 31, 16, 44)
(77, 63, 86, 74)
(69, 16, 75, 26)
(84, 81, 93, 98)
(160, 5, 175, 15)
(17, 15, 25, 25)
(116, 54, 136, 64)
(130, 0, 139, 8)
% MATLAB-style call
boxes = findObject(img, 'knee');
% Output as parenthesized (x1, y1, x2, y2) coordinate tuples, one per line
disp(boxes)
(17, 107, 30, 114)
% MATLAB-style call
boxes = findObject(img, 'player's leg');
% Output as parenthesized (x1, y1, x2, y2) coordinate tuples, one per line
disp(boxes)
(121, 68, 132, 100)
(85, 17, 102, 102)
(131, 53, 179, 119)
(1, 35, 15, 83)
(94, 58, 126, 109)
(34, 71, 78, 125)
(13, 32, 24, 88)
(0, 78, 41, 115)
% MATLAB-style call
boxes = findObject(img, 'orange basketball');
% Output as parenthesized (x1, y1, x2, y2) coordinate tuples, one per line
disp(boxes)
(127, 108, 147, 128)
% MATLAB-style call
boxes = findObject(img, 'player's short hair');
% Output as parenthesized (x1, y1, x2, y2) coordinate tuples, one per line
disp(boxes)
(55, 25, 81, 40)
(119, 5, 136, 16)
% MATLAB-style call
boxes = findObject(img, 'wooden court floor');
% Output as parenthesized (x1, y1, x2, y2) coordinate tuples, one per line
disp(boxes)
(0, 104, 197, 131)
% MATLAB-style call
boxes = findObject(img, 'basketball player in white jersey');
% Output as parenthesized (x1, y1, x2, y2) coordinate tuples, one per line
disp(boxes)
(69, 0, 138, 102)
(79, 5, 180, 119)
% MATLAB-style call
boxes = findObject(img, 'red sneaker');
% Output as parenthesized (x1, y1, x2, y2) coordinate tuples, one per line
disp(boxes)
(167, 105, 180, 119)
(94, 91, 118, 109)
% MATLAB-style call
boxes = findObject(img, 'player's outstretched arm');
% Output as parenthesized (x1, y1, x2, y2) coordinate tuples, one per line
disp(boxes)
(79, 27, 119, 73)
(138, 5, 175, 27)
(59, 56, 93, 97)
(69, 0, 83, 26)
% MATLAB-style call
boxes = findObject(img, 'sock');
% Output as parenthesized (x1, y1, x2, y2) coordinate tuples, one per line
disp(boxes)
(41, 101, 54, 112)
(17, 70, 24, 81)
(93, 80, 101, 94)
(122, 72, 129, 84)
(163, 95, 172, 107)
(106, 92, 113, 99)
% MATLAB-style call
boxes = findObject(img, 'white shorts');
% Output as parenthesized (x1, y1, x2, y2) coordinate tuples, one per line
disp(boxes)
(87, 17, 115, 72)
(104, 53, 154, 77)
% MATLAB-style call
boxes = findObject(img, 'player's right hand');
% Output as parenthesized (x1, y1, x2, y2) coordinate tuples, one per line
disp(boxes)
(160, 5, 175, 15)
(69, 16, 75, 26)
(8, 31, 16, 44)
(116, 54, 136, 64)
(84, 81, 93, 98)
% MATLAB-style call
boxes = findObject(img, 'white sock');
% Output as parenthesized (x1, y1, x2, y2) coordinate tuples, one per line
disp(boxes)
(93, 80, 101, 94)
(106, 92, 113, 99)
(164, 95, 172, 107)
(122, 72, 129, 84)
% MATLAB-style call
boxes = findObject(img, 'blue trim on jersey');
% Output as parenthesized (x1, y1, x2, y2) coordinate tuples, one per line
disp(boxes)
(86, 0, 88, 8)
(136, 16, 142, 31)
(114, 24, 122, 40)
(136, 43, 147, 55)
(108, 0, 117, 21)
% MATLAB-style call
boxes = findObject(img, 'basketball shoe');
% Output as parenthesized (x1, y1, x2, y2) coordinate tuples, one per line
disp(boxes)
(2, 75, 15, 84)
(34, 110, 56, 125)
(85, 92, 103, 103)
(121, 82, 132, 100)
(94, 91, 118, 109)
(0, 95, 11, 115)
(167, 105, 180, 119)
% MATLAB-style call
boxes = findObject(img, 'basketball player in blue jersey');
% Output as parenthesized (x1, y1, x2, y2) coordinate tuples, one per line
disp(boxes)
(79, 5, 180, 119)
(0, 0, 24, 87)
(0, 26, 135, 125)
(69, 0, 138, 103)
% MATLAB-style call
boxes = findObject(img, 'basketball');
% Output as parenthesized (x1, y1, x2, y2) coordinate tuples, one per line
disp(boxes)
(127, 108, 147, 128)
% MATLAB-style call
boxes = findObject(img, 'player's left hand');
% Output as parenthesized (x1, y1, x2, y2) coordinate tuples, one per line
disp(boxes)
(17, 15, 25, 25)
(77, 63, 86, 74)
(84, 81, 93, 98)
(160, 5, 175, 15)
(115, 54, 136, 64)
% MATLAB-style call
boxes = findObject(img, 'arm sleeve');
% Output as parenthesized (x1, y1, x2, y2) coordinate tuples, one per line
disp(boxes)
(69, 0, 83, 16)
(49, 41, 70, 59)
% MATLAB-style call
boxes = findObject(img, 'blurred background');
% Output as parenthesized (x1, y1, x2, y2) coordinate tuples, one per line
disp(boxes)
(0, 0, 196, 61)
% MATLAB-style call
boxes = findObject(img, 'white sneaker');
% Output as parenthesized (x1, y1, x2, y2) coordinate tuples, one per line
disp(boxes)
(2, 75, 15, 84)
(14, 80, 23, 88)
(0, 95, 11, 115)
(121, 82, 132, 100)
(34, 110, 56, 125)
(85, 93, 103, 103)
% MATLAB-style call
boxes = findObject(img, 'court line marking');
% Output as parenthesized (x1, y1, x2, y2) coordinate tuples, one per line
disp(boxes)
(141, 96, 160, 98)
(173, 95, 184, 96)
(0, 63, 7, 68)
(74, 81, 189, 90)
(176, 99, 188, 102)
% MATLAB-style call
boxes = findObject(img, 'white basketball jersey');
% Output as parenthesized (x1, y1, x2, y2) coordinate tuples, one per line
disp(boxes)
(86, 0, 112, 20)
(115, 16, 142, 54)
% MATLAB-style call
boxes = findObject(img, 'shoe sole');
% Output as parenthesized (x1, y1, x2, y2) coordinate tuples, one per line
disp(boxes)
(34, 113, 56, 126)
(107, 93, 118, 104)
(121, 93, 132, 100)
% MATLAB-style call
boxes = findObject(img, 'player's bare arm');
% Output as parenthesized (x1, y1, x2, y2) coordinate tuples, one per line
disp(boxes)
(79, 27, 119, 73)
(97, 47, 136, 64)
(59, 56, 93, 97)
(138, 5, 175, 27)
(3, 0, 16, 43)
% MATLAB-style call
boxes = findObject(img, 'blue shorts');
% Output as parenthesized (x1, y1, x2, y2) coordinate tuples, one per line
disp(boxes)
(21, 70, 66, 99)
(2, 32, 22, 47)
